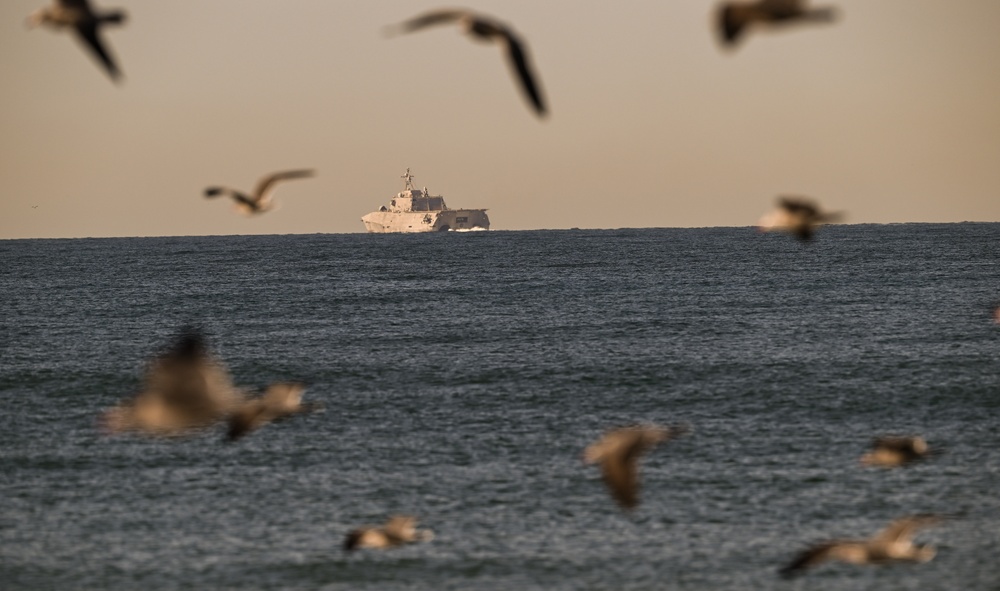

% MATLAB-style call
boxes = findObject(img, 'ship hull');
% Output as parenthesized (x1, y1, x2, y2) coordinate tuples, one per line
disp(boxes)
(361, 209, 490, 233)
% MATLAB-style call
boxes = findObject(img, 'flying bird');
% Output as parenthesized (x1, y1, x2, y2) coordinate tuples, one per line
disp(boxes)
(27, 0, 127, 82)
(860, 435, 937, 468)
(204, 169, 315, 216)
(757, 196, 842, 241)
(583, 423, 690, 510)
(779, 514, 948, 577)
(716, 0, 836, 48)
(386, 9, 547, 117)
(343, 516, 434, 551)
(102, 329, 245, 436)
(226, 382, 322, 441)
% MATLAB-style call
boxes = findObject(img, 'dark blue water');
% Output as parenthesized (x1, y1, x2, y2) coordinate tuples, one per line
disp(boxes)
(2, 225, 999, 590)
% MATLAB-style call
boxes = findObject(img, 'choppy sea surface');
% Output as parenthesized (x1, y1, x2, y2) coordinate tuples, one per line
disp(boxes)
(1, 224, 999, 591)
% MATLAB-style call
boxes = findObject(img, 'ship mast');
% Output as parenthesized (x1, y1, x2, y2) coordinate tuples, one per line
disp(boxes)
(401, 168, 415, 191)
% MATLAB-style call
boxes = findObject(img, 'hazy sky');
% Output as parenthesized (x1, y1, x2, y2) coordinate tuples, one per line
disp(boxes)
(2, 0, 999, 238)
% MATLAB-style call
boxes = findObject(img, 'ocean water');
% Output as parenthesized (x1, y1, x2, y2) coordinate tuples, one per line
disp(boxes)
(1, 224, 999, 590)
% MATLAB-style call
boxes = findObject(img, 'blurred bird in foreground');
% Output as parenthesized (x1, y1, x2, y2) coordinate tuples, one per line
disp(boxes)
(204, 169, 315, 216)
(343, 516, 434, 551)
(27, 0, 126, 82)
(860, 435, 938, 468)
(226, 382, 322, 441)
(779, 514, 948, 578)
(757, 196, 842, 241)
(102, 329, 244, 436)
(716, 0, 836, 48)
(385, 8, 547, 118)
(583, 423, 690, 510)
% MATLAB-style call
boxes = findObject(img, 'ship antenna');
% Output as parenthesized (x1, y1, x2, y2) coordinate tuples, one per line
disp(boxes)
(401, 168, 415, 191)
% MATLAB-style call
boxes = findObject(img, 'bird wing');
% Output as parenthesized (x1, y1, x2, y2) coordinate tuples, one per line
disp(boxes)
(112, 331, 240, 435)
(779, 540, 863, 577)
(718, 4, 751, 45)
(147, 356, 240, 415)
(794, 225, 814, 241)
(59, 0, 93, 10)
(601, 451, 640, 509)
(382, 516, 417, 541)
(500, 31, 546, 116)
(196, 361, 242, 414)
(872, 436, 913, 452)
(144, 355, 202, 399)
(73, 22, 121, 81)
(872, 514, 944, 546)
(227, 383, 310, 440)
(587, 424, 684, 509)
(252, 169, 315, 202)
(226, 398, 267, 441)
(143, 331, 241, 419)
(394, 9, 469, 33)
(595, 429, 647, 508)
(759, 0, 807, 15)
(777, 196, 819, 217)
(204, 186, 257, 207)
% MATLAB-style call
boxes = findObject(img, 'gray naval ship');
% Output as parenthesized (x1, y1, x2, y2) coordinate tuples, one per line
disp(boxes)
(361, 168, 490, 233)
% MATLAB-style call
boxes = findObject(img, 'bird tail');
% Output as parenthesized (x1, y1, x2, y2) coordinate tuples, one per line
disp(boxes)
(719, 6, 748, 46)
(225, 414, 250, 442)
(99, 11, 127, 25)
(804, 7, 837, 23)
(343, 530, 363, 551)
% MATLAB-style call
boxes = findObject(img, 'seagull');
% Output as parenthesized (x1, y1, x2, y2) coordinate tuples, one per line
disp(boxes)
(386, 8, 547, 117)
(860, 435, 938, 468)
(102, 329, 245, 436)
(757, 195, 842, 241)
(343, 516, 434, 551)
(27, 0, 126, 82)
(226, 382, 322, 441)
(583, 423, 690, 510)
(716, 0, 836, 48)
(204, 169, 315, 216)
(779, 514, 948, 578)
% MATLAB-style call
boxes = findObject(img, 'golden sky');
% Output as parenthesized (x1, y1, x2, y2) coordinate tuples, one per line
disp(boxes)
(2, 0, 999, 238)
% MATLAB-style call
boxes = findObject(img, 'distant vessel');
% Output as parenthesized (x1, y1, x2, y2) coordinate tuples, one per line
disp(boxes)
(361, 168, 490, 233)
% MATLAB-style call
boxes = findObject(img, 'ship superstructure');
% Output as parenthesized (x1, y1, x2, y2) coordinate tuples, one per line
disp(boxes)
(361, 168, 490, 233)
